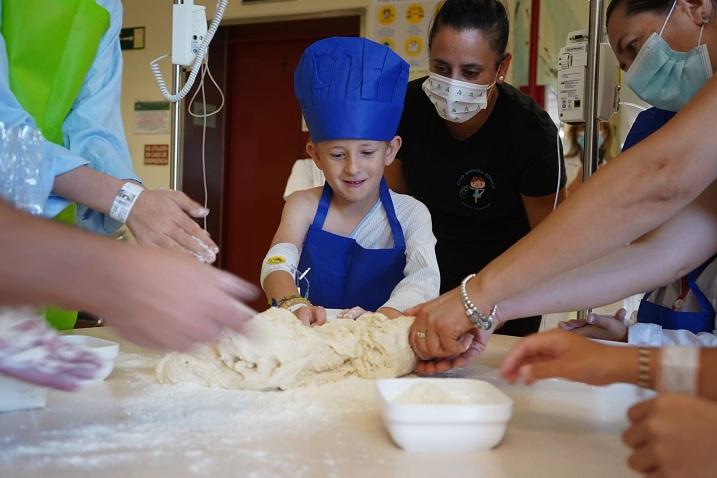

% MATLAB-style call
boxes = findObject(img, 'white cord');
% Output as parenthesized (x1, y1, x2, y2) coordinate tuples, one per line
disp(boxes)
(149, 0, 229, 103)
(619, 101, 648, 111)
(185, 56, 225, 231)
(553, 126, 563, 210)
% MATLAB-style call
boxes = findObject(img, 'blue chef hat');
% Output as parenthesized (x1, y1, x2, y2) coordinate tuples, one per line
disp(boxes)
(294, 37, 409, 143)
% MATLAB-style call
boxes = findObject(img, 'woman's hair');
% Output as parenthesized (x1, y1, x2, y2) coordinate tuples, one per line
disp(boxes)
(606, 0, 717, 24)
(428, 0, 509, 57)
(564, 122, 614, 165)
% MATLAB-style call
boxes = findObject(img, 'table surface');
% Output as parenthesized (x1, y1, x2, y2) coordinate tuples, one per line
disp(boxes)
(0, 327, 641, 478)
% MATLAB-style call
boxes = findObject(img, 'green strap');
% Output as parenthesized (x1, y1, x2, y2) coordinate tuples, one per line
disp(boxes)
(3, 0, 110, 329)
(2, 0, 110, 144)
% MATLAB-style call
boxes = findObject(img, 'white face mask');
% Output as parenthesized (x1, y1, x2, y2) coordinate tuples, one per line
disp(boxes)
(422, 72, 496, 123)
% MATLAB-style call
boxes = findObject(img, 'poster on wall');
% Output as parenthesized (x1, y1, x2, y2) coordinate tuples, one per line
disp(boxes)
(368, 0, 442, 78)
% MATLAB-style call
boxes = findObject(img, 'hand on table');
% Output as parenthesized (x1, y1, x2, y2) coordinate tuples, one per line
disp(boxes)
(501, 329, 632, 386)
(559, 308, 628, 342)
(294, 305, 327, 326)
(126, 189, 219, 263)
(0, 310, 101, 391)
(623, 394, 717, 477)
(98, 247, 259, 350)
(406, 288, 490, 374)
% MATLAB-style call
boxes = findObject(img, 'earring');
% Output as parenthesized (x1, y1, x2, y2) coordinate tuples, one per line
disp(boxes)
(703, 15, 710, 24)
(499, 75, 505, 81)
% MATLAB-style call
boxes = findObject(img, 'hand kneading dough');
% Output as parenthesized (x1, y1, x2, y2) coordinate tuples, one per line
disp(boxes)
(156, 308, 417, 391)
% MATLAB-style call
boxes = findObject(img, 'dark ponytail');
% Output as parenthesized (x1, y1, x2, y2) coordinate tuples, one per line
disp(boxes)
(428, 0, 509, 57)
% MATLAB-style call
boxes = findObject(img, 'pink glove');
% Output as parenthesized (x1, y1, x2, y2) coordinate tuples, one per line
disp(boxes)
(0, 309, 102, 391)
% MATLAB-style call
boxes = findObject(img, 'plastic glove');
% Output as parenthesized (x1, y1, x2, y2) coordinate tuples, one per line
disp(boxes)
(0, 309, 101, 391)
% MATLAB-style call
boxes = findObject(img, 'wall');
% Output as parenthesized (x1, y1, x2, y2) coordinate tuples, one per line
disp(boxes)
(120, 0, 371, 189)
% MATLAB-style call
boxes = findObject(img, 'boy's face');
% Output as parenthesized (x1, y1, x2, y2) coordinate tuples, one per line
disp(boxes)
(307, 137, 401, 203)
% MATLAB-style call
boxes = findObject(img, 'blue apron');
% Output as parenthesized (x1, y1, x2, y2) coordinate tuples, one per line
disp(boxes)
(297, 179, 407, 311)
(637, 259, 716, 334)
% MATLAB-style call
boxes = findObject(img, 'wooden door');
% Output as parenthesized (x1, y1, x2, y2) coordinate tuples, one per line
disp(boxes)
(222, 17, 360, 311)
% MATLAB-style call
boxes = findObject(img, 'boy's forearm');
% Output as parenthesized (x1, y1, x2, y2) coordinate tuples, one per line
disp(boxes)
(263, 271, 301, 305)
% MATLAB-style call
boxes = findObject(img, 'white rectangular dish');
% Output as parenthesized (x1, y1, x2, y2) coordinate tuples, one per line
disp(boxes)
(0, 375, 47, 413)
(376, 378, 513, 452)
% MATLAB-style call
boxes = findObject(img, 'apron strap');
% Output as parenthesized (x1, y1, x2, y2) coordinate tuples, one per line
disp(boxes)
(310, 183, 333, 229)
(379, 178, 405, 249)
(686, 256, 717, 316)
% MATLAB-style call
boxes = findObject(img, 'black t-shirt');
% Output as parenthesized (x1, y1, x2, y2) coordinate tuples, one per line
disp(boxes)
(398, 78, 565, 292)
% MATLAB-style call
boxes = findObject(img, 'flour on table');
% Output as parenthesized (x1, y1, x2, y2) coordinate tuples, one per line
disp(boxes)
(392, 383, 469, 405)
(156, 308, 416, 390)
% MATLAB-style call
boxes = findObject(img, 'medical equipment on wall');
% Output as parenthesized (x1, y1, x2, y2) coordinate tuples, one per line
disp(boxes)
(150, 0, 228, 230)
(557, 30, 620, 124)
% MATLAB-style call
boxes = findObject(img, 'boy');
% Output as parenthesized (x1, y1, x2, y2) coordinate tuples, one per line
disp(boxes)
(260, 37, 440, 325)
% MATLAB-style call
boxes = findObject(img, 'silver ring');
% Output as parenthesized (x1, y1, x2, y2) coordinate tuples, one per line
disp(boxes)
(415, 331, 427, 339)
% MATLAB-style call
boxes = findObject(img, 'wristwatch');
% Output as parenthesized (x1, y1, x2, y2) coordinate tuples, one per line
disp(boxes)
(460, 273, 498, 331)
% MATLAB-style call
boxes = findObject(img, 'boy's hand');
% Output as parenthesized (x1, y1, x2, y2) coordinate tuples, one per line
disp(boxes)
(559, 308, 628, 342)
(338, 306, 368, 320)
(294, 305, 327, 326)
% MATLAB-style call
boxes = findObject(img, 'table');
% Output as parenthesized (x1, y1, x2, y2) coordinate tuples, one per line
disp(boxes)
(0, 328, 641, 478)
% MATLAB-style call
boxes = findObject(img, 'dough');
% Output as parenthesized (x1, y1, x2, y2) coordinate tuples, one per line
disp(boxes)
(156, 308, 417, 391)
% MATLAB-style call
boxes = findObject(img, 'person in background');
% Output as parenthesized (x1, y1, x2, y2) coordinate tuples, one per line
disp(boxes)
(561, 110, 717, 347)
(563, 121, 615, 194)
(385, 0, 566, 337)
(0, 0, 217, 263)
(405, 0, 717, 372)
(261, 37, 440, 326)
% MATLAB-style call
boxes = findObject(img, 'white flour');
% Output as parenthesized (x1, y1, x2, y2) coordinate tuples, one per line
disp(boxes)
(392, 383, 469, 405)
(0, 351, 383, 477)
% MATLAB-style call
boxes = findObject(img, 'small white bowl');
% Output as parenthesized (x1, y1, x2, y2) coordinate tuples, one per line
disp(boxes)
(60, 335, 119, 382)
(376, 378, 513, 452)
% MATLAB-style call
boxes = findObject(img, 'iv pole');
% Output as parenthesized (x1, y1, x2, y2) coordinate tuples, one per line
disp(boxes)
(170, 0, 185, 191)
(577, 0, 604, 322)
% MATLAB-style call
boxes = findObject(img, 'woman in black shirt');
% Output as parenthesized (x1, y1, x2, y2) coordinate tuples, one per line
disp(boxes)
(386, 0, 565, 336)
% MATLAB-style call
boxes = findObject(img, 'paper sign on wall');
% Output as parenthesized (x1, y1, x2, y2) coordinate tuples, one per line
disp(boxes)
(369, 0, 441, 77)
(144, 144, 169, 165)
(134, 101, 170, 135)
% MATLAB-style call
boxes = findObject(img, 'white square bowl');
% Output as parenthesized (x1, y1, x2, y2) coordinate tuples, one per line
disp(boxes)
(59, 335, 120, 382)
(376, 378, 513, 452)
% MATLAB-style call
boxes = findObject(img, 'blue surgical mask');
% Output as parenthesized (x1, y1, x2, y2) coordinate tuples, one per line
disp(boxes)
(624, 1, 713, 112)
(576, 132, 604, 150)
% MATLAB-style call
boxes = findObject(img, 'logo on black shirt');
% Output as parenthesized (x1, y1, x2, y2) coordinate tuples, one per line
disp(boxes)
(457, 169, 495, 210)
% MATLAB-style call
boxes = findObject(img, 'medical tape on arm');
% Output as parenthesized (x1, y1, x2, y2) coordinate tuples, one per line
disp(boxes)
(260, 243, 300, 287)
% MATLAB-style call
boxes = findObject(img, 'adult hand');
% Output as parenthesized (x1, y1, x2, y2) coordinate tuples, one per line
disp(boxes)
(294, 305, 327, 326)
(413, 328, 489, 374)
(501, 329, 633, 386)
(96, 247, 259, 350)
(406, 288, 487, 372)
(559, 308, 628, 342)
(126, 188, 219, 263)
(623, 394, 717, 477)
(0, 310, 101, 391)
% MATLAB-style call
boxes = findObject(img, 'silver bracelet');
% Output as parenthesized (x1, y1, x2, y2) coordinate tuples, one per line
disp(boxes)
(460, 273, 497, 331)
(109, 182, 144, 224)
